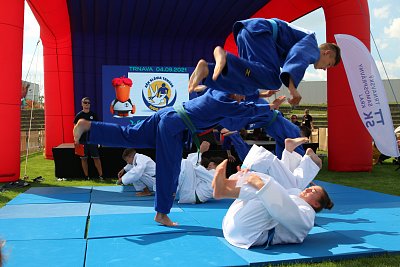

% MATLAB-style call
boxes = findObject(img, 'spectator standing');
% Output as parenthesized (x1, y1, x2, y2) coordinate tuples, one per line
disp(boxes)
(302, 109, 314, 131)
(74, 97, 103, 180)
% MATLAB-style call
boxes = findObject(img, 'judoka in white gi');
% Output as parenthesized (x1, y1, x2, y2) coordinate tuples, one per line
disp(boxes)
(177, 141, 223, 204)
(212, 138, 333, 249)
(117, 148, 156, 196)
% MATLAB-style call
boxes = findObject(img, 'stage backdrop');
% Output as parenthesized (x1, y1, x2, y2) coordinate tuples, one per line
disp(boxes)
(102, 65, 194, 126)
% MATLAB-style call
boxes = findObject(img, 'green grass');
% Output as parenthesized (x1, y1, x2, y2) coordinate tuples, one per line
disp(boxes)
(317, 159, 400, 196)
(1, 153, 400, 266)
(1, 153, 117, 208)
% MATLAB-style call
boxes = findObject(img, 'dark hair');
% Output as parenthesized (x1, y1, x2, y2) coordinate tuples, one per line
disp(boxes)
(320, 43, 341, 66)
(122, 148, 136, 159)
(209, 156, 225, 165)
(314, 186, 334, 213)
(200, 157, 210, 168)
(300, 125, 311, 138)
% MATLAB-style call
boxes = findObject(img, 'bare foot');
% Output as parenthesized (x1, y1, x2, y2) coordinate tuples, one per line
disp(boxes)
(213, 46, 227, 81)
(154, 212, 178, 226)
(188, 59, 209, 93)
(135, 187, 153, 196)
(270, 95, 286, 110)
(285, 137, 309, 153)
(306, 148, 322, 169)
(135, 191, 153, 197)
(73, 119, 91, 144)
(212, 160, 229, 199)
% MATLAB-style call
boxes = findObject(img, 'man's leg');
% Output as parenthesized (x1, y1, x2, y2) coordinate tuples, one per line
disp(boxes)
(212, 160, 240, 199)
(90, 145, 103, 179)
(280, 137, 308, 173)
(153, 117, 184, 227)
(305, 148, 322, 169)
(212, 46, 227, 81)
(188, 59, 209, 93)
(188, 46, 228, 93)
(176, 159, 197, 204)
(93, 158, 103, 179)
(285, 137, 309, 153)
(80, 158, 89, 179)
(74, 119, 91, 144)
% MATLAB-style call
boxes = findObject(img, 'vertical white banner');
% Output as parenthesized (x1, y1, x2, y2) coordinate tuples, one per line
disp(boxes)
(335, 34, 399, 157)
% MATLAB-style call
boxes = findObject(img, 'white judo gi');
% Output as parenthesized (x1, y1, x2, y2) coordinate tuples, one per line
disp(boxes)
(222, 145, 320, 249)
(121, 153, 156, 192)
(176, 152, 215, 204)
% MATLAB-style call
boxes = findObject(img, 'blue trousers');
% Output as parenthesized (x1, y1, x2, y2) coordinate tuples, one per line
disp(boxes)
(204, 28, 282, 95)
(88, 108, 186, 214)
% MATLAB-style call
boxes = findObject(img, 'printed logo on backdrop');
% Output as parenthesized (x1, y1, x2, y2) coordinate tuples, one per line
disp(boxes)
(142, 76, 177, 111)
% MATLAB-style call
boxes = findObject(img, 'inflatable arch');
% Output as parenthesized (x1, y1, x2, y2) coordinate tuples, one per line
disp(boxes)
(0, 0, 371, 182)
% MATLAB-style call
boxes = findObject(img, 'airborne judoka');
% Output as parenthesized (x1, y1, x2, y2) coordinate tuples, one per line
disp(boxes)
(189, 18, 341, 106)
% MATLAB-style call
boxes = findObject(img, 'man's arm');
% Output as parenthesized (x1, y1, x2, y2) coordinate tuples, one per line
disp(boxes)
(287, 77, 302, 106)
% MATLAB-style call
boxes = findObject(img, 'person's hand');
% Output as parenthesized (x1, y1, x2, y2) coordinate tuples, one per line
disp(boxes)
(199, 141, 211, 153)
(227, 154, 236, 162)
(116, 177, 123, 185)
(259, 90, 279, 98)
(246, 174, 265, 190)
(270, 95, 286, 110)
(221, 128, 238, 137)
(288, 88, 302, 106)
(236, 165, 249, 173)
(117, 169, 125, 179)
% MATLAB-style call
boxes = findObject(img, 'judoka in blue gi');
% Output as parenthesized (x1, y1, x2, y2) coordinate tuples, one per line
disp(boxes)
(188, 18, 341, 106)
(217, 90, 308, 161)
(73, 89, 286, 226)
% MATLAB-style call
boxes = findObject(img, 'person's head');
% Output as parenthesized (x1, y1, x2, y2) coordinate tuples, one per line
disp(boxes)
(314, 43, 341, 70)
(122, 148, 136, 164)
(300, 185, 334, 213)
(207, 156, 225, 170)
(290, 114, 298, 122)
(81, 97, 91, 111)
(304, 109, 309, 115)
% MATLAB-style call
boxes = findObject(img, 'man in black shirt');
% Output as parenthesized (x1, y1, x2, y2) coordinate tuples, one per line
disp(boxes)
(74, 97, 103, 180)
(302, 109, 314, 131)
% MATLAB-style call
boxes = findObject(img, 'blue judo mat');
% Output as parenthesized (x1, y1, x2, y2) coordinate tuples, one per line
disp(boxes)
(1, 181, 400, 266)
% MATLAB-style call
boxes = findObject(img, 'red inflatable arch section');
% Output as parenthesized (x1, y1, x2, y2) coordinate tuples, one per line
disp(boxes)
(0, 0, 371, 182)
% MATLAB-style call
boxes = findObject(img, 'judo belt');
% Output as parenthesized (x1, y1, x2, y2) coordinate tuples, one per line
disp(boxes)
(266, 19, 278, 42)
(174, 104, 201, 155)
(264, 110, 279, 128)
(264, 227, 276, 249)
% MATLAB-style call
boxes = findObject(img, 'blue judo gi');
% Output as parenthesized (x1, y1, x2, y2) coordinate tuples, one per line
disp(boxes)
(87, 89, 274, 214)
(219, 92, 304, 160)
(203, 18, 320, 95)
(221, 110, 304, 161)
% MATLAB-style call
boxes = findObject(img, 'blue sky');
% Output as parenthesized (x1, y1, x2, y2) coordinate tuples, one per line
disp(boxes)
(22, 0, 400, 88)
